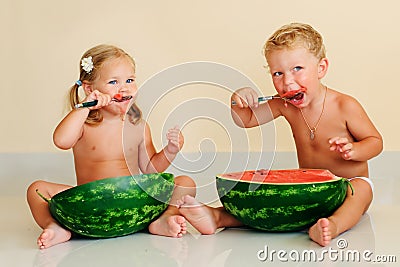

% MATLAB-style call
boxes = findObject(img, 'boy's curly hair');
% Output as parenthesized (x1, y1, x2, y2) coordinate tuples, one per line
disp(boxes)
(264, 23, 326, 61)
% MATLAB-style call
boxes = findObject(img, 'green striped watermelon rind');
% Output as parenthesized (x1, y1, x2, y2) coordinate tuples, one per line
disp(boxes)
(42, 173, 174, 238)
(216, 171, 349, 232)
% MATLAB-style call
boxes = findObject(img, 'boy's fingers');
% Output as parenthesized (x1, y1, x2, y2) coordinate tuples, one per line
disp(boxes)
(337, 137, 349, 145)
(328, 137, 340, 144)
(329, 137, 349, 146)
(342, 143, 352, 151)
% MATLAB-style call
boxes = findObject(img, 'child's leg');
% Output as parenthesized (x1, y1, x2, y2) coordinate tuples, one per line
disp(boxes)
(309, 178, 373, 246)
(148, 175, 196, 238)
(26, 180, 72, 249)
(178, 195, 243, 234)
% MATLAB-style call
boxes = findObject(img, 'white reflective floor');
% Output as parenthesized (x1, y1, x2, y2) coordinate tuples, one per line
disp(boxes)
(1, 177, 399, 267)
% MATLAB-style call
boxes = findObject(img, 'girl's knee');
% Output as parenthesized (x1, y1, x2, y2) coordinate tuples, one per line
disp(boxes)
(27, 180, 70, 199)
(175, 175, 196, 188)
(27, 180, 47, 205)
(27, 180, 46, 194)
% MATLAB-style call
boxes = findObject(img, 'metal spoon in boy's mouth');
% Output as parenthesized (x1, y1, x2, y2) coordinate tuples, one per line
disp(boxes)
(231, 88, 306, 106)
(280, 88, 306, 101)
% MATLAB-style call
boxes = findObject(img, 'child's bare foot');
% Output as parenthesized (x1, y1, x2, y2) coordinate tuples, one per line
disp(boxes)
(178, 195, 218, 235)
(309, 218, 337, 246)
(149, 213, 187, 238)
(37, 223, 72, 249)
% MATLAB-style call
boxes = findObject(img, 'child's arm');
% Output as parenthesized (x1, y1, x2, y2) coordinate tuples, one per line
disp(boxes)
(329, 96, 383, 161)
(53, 90, 112, 149)
(138, 124, 183, 173)
(53, 108, 88, 150)
(231, 87, 280, 128)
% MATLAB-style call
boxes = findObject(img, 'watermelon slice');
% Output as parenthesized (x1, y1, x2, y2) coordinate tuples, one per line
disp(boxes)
(37, 173, 174, 238)
(216, 169, 349, 232)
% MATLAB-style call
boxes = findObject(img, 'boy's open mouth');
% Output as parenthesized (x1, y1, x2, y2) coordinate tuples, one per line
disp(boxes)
(281, 88, 306, 102)
(288, 92, 305, 101)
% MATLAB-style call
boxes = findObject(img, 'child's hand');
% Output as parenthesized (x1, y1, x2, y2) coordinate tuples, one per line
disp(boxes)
(83, 90, 112, 110)
(231, 87, 260, 108)
(329, 137, 354, 160)
(166, 126, 184, 154)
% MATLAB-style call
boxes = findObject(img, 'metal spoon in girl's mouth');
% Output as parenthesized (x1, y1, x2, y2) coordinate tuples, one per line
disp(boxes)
(112, 95, 133, 102)
(74, 95, 133, 109)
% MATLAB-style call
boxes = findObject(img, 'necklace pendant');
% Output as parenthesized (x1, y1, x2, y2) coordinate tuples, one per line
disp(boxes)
(310, 129, 315, 140)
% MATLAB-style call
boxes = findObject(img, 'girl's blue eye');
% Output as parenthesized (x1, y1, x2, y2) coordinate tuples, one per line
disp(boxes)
(273, 72, 282, 77)
(108, 80, 117, 85)
(294, 66, 303, 71)
(126, 78, 135, 83)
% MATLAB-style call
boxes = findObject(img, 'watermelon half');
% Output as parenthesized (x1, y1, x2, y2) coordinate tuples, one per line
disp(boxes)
(37, 173, 174, 238)
(216, 169, 349, 232)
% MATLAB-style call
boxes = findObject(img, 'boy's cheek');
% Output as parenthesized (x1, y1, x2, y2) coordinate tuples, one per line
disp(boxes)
(275, 88, 285, 95)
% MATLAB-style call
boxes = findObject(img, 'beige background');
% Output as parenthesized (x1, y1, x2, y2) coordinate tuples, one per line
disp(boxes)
(1, 0, 399, 153)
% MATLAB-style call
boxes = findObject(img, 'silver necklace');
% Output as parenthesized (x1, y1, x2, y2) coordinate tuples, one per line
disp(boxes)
(299, 86, 327, 140)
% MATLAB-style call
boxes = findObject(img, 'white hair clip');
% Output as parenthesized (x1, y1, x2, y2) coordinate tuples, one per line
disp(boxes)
(81, 56, 94, 73)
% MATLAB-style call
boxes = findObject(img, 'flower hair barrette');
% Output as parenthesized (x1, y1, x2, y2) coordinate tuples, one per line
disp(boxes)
(81, 56, 94, 73)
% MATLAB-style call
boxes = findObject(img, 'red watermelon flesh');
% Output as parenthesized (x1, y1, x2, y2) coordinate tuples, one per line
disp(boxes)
(219, 169, 336, 184)
(113, 93, 123, 101)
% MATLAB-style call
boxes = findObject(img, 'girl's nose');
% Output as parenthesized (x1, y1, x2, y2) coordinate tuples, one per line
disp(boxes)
(118, 85, 128, 93)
